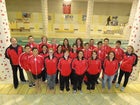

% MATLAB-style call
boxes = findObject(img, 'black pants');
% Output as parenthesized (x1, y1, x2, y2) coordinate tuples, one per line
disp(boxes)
(11, 65, 26, 88)
(60, 74, 70, 91)
(117, 69, 131, 87)
(86, 72, 99, 90)
(55, 69, 59, 84)
(70, 69, 74, 85)
(41, 68, 46, 81)
(73, 73, 84, 91)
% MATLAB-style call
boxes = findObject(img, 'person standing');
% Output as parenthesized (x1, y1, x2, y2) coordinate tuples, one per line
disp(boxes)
(72, 50, 88, 93)
(106, 16, 111, 26)
(38, 36, 50, 53)
(75, 38, 83, 51)
(69, 44, 78, 85)
(89, 39, 96, 51)
(82, 43, 92, 59)
(39, 45, 48, 82)
(28, 47, 44, 93)
(58, 50, 72, 93)
(102, 51, 118, 92)
(112, 40, 124, 83)
(5, 37, 26, 89)
(19, 45, 35, 87)
(86, 51, 101, 92)
(101, 38, 111, 57)
(26, 35, 39, 50)
(45, 48, 58, 93)
(62, 38, 71, 51)
(116, 45, 138, 91)
(54, 45, 63, 84)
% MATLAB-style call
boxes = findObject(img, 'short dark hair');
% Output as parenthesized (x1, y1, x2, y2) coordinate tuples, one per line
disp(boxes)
(28, 35, 33, 39)
(84, 42, 89, 46)
(32, 47, 38, 51)
(104, 38, 109, 42)
(24, 45, 30, 48)
(41, 36, 47, 41)
(90, 39, 94, 41)
(97, 41, 102, 45)
(116, 40, 121, 45)
(41, 44, 48, 49)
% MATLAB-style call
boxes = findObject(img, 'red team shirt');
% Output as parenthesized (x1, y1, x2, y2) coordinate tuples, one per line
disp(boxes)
(58, 57, 72, 76)
(28, 55, 44, 75)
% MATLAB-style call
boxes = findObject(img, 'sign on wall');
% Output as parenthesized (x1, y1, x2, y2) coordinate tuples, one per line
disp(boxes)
(63, 1, 71, 14)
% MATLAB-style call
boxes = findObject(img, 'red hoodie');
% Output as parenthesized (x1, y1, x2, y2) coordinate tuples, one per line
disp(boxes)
(87, 58, 101, 75)
(45, 57, 58, 75)
(58, 57, 72, 76)
(89, 45, 96, 51)
(28, 55, 44, 75)
(38, 42, 51, 53)
(69, 51, 77, 59)
(82, 49, 92, 59)
(5, 45, 23, 65)
(54, 52, 63, 60)
(103, 59, 118, 76)
(101, 45, 111, 56)
(26, 42, 39, 49)
(72, 58, 88, 75)
(49, 44, 58, 52)
(120, 53, 137, 72)
(112, 47, 124, 62)
(19, 52, 32, 71)
(40, 51, 48, 59)
(94, 48, 106, 62)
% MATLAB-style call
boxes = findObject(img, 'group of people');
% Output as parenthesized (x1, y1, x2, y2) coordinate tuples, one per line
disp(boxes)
(5, 35, 138, 93)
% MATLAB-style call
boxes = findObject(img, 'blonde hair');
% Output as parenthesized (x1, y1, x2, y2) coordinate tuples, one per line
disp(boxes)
(127, 45, 134, 53)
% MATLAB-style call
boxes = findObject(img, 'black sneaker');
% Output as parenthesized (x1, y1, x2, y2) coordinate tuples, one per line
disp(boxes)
(32, 83, 35, 87)
(14, 84, 18, 89)
(29, 83, 33, 87)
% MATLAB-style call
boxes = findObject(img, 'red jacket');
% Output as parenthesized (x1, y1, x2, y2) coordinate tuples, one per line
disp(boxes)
(38, 42, 51, 53)
(62, 45, 71, 51)
(72, 58, 88, 75)
(101, 45, 111, 56)
(45, 57, 58, 75)
(5, 45, 23, 65)
(103, 59, 118, 76)
(77, 46, 83, 51)
(120, 53, 138, 72)
(87, 58, 101, 75)
(83, 49, 92, 59)
(49, 44, 58, 52)
(89, 45, 96, 51)
(28, 55, 44, 75)
(40, 51, 48, 59)
(58, 57, 72, 76)
(69, 51, 77, 59)
(112, 47, 124, 62)
(19, 52, 32, 71)
(54, 52, 63, 60)
(94, 48, 106, 62)
(26, 42, 39, 49)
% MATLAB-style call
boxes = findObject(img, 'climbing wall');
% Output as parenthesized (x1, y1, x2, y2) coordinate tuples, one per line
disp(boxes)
(0, 0, 12, 81)
(129, 0, 140, 81)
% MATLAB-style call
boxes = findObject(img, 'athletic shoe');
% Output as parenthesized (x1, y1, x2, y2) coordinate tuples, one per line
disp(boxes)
(120, 87, 125, 92)
(115, 83, 120, 88)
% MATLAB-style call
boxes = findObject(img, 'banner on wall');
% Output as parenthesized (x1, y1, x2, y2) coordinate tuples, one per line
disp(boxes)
(63, 1, 71, 14)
